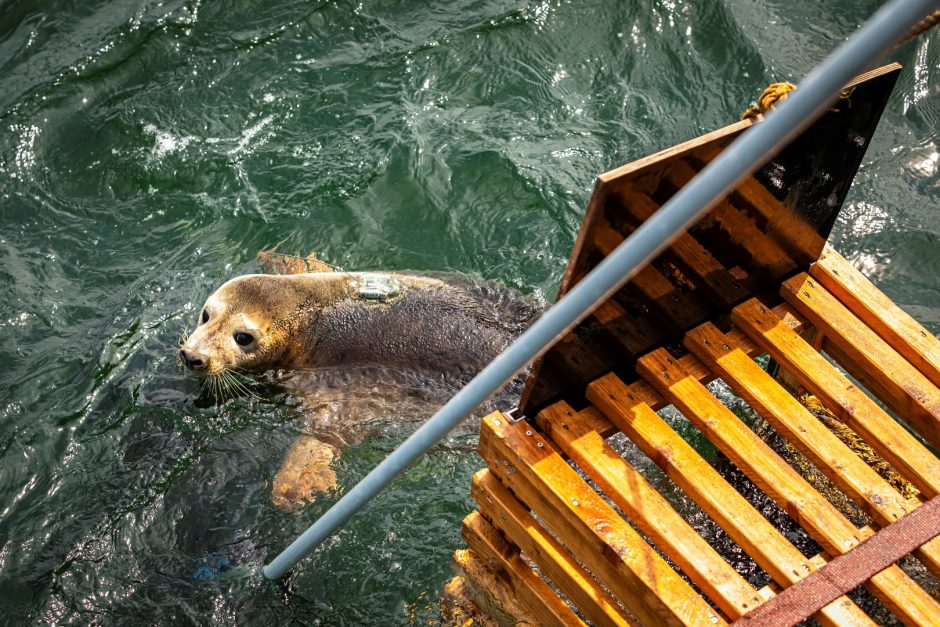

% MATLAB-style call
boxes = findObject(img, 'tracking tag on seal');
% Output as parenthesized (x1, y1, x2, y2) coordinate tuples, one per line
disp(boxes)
(351, 274, 401, 301)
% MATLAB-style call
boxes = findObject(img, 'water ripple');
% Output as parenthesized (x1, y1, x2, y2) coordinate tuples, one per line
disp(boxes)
(0, 1, 937, 623)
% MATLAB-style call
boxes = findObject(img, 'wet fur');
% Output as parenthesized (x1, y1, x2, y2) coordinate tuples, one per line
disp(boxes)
(181, 272, 539, 509)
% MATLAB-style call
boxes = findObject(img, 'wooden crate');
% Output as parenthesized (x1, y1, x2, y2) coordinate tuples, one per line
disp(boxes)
(458, 248, 940, 625)
(519, 64, 901, 418)
(450, 63, 940, 625)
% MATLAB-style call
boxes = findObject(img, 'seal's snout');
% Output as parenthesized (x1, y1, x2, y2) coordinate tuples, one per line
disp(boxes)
(180, 348, 210, 372)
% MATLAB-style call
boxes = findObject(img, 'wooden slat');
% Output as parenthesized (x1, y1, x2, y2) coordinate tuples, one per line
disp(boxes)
(685, 321, 940, 579)
(611, 303, 807, 415)
(629, 265, 707, 333)
(781, 273, 940, 450)
(451, 549, 544, 624)
(636, 348, 940, 626)
(594, 221, 710, 332)
(593, 299, 663, 356)
(471, 469, 636, 627)
(536, 401, 765, 619)
(597, 121, 749, 185)
(685, 322, 912, 524)
(732, 298, 940, 498)
(620, 190, 751, 306)
(462, 511, 584, 627)
(583, 302, 809, 444)
(812, 246, 940, 388)
(552, 328, 619, 383)
(584, 376, 876, 627)
(727, 177, 822, 264)
(733, 495, 940, 627)
(478, 412, 727, 626)
(522, 65, 900, 419)
(663, 161, 797, 278)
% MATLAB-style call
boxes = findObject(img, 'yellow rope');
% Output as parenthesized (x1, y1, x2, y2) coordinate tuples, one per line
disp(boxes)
(740, 82, 797, 120)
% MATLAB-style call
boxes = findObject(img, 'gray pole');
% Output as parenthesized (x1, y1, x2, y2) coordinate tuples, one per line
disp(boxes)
(264, 0, 939, 580)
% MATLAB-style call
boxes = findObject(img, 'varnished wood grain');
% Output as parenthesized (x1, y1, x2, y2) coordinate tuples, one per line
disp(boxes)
(812, 245, 940, 387)
(685, 322, 911, 524)
(685, 321, 940, 579)
(584, 376, 875, 627)
(451, 549, 543, 624)
(520, 64, 901, 418)
(732, 297, 940, 499)
(781, 273, 940, 450)
(462, 511, 584, 627)
(636, 348, 940, 625)
(471, 469, 636, 627)
(663, 161, 797, 279)
(593, 219, 711, 334)
(620, 190, 750, 306)
(479, 412, 727, 626)
(537, 401, 766, 619)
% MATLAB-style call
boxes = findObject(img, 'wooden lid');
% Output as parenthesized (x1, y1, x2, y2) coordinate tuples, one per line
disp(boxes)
(519, 63, 902, 417)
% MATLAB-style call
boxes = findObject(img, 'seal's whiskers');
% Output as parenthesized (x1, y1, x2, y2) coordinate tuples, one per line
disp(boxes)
(222, 369, 262, 401)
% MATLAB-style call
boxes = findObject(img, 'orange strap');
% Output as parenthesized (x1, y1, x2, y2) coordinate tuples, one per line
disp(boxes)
(733, 494, 940, 626)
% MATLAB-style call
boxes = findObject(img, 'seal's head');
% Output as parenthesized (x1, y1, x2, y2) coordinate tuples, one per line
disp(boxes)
(179, 273, 349, 377)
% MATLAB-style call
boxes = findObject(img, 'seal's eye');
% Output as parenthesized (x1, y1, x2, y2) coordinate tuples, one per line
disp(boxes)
(234, 331, 254, 347)
(201, 309, 209, 324)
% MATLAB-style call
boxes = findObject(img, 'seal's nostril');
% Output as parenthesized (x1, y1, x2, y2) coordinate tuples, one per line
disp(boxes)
(179, 349, 206, 370)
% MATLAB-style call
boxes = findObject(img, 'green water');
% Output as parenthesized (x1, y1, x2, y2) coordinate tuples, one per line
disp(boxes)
(1, 0, 938, 624)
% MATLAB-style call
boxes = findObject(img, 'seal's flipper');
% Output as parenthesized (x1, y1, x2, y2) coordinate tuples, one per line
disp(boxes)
(271, 435, 339, 511)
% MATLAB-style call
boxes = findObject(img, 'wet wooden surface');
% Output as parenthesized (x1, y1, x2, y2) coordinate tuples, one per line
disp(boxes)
(460, 249, 940, 625)
(471, 469, 634, 627)
(812, 245, 940, 387)
(520, 64, 901, 417)
(479, 411, 726, 626)
(454, 64, 940, 626)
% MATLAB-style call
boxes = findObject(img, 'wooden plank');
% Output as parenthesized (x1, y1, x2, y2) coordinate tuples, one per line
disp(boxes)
(552, 300, 810, 439)
(594, 220, 710, 333)
(684, 321, 940, 579)
(593, 299, 663, 356)
(584, 376, 876, 627)
(478, 412, 727, 626)
(552, 328, 620, 385)
(588, 302, 808, 417)
(812, 245, 940, 387)
(471, 469, 636, 627)
(604, 62, 894, 186)
(521, 65, 901, 419)
(732, 298, 940, 498)
(731, 496, 940, 627)
(462, 511, 584, 627)
(450, 549, 543, 625)
(558, 178, 611, 293)
(780, 273, 940, 450)
(628, 266, 708, 334)
(536, 401, 765, 619)
(663, 161, 797, 279)
(597, 121, 750, 185)
(636, 348, 940, 625)
(685, 322, 912, 525)
(619, 190, 751, 306)
(726, 176, 823, 264)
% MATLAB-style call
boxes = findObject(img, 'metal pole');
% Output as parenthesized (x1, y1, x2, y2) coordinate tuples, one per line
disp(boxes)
(264, 0, 939, 580)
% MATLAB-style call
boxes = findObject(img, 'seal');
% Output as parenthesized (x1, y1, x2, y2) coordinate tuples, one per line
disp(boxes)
(180, 271, 539, 509)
